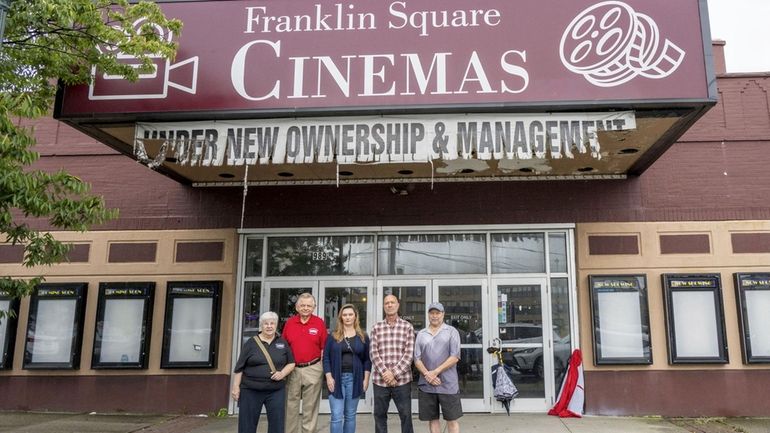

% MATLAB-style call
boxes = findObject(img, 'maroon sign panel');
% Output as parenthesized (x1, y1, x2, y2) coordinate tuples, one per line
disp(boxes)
(58, 0, 711, 117)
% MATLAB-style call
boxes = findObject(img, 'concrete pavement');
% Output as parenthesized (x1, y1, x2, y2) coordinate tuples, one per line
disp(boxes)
(2, 412, 770, 433)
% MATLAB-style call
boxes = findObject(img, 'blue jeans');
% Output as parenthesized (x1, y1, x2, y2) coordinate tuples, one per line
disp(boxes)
(329, 373, 359, 433)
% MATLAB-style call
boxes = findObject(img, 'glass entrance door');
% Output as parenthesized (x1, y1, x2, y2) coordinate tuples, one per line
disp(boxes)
(378, 279, 489, 413)
(318, 280, 374, 412)
(491, 278, 558, 412)
(265, 281, 317, 333)
(433, 279, 487, 412)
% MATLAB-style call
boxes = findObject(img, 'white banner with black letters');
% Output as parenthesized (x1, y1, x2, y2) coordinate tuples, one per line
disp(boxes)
(135, 112, 635, 167)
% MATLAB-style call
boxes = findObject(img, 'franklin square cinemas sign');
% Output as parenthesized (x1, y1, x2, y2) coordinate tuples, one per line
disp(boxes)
(56, 0, 716, 177)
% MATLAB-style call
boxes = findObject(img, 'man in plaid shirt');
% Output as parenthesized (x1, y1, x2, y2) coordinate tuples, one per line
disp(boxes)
(370, 294, 415, 433)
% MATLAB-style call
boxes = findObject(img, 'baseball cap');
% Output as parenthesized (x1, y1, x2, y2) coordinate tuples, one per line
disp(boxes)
(428, 302, 444, 312)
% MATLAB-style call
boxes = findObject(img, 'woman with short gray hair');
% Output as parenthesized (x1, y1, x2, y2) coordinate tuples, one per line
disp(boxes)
(232, 311, 295, 433)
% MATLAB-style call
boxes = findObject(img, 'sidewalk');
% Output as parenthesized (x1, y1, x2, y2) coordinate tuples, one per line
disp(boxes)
(2, 412, 770, 433)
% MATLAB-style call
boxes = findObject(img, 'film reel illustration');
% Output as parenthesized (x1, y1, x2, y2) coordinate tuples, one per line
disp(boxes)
(560, 1, 685, 87)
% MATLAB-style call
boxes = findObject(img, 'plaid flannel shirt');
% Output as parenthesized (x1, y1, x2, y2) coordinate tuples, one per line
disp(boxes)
(369, 317, 415, 387)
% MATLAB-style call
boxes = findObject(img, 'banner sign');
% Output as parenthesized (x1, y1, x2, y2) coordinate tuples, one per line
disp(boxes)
(135, 111, 635, 166)
(57, 0, 709, 117)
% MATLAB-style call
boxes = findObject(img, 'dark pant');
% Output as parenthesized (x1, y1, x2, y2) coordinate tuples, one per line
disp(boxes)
(238, 387, 286, 433)
(373, 383, 414, 433)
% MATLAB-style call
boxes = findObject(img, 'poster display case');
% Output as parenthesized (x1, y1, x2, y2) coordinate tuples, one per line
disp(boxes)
(1, 290, 20, 370)
(23, 283, 88, 370)
(589, 275, 652, 365)
(662, 274, 728, 364)
(161, 281, 221, 368)
(734, 273, 770, 364)
(92, 282, 155, 369)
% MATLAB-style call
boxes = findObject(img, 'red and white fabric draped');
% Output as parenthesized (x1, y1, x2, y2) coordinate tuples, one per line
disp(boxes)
(548, 349, 585, 418)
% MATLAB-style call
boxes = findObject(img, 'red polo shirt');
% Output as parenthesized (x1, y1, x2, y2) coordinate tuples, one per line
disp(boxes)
(282, 314, 328, 364)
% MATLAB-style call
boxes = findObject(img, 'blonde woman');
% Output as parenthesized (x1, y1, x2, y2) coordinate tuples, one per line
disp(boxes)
(322, 304, 371, 433)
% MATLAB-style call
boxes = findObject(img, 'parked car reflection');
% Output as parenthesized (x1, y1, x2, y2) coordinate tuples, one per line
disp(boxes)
(499, 323, 571, 379)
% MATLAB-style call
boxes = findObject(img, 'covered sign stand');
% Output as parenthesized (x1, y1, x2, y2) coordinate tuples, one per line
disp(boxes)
(548, 349, 585, 418)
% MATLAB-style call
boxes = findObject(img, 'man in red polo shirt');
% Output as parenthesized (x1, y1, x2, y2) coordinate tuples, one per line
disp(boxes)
(283, 292, 328, 433)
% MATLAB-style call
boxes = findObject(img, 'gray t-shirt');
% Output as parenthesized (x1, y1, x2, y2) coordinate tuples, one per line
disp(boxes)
(414, 323, 461, 394)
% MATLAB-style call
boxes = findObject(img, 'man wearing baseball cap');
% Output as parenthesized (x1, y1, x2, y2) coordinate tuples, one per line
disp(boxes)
(414, 302, 462, 433)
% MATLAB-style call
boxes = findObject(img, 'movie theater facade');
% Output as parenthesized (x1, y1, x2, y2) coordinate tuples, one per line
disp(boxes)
(2, 0, 770, 417)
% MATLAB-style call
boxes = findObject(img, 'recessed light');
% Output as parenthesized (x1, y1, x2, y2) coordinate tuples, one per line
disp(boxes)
(218, 173, 235, 179)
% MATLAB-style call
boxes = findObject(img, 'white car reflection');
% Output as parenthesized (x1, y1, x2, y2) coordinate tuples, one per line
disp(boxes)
(498, 323, 571, 379)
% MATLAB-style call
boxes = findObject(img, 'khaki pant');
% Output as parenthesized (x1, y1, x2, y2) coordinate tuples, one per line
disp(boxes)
(285, 361, 323, 433)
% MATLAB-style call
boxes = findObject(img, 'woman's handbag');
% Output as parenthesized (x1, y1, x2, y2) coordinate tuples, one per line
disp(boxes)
(253, 336, 277, 374)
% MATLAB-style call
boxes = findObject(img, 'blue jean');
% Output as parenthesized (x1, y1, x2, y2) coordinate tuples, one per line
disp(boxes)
(329, 373, 360, 433)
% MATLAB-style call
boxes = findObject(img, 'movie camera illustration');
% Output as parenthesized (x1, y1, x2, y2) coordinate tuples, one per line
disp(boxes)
(88, 18, 198, 100)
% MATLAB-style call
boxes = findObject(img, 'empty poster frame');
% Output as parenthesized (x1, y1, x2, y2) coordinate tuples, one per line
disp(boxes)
(734, 273, 770, 364)
(589, 275, 652, 365)
(23, 283, 88, 370)
(662, 274, 728, 364)
(1, 290, 20, 370)
(161, 281, 222, 368)
(92, 282, 155, 369)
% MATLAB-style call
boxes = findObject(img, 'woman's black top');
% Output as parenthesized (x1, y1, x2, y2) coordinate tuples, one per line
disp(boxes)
(234, 334, 295, 391)
(341, 337, 354, 372)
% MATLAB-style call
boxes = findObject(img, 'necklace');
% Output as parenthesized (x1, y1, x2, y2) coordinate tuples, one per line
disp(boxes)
(344, 327, 356, 338)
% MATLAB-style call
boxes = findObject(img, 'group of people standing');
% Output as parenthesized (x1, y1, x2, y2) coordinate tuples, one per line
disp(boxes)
(232, 293, 463, 433)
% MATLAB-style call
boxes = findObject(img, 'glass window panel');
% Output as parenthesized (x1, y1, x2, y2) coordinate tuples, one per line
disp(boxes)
(0, 299, 9, 351)
(323, 287, 368, 336)
(548, 233, 568, 273)
(244, 238, 263, 277)
(242, 282, 261, 346)
(97, 299, 145, 363)
(382, 286, 424, 399)
(439, 285, 483, 398)
(672, 291, 720, 357)
(746, 290, 770, 357)
(268, 236, 374, 276)
(381, 286, 425, 332)
(31, 299, 77, 363)
(597, 292, 644, 358)
(439, 285, 483, 336)
(269, 287, 312, 332)
(497, 285, 543, 343)
(501, 352, 545, 398)
(491, 233, 545, 273)
(168, 298, 213, 363)
(457, 348, 484, 398)
(550, 278, 571, 395)
(377, 234, 486, 275)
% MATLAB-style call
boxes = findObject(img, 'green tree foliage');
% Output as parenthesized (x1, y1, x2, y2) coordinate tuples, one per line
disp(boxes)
(0, 0, 180, 303)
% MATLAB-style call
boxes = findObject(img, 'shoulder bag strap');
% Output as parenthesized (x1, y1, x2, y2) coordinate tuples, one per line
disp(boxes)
(253, 336, 278, 373)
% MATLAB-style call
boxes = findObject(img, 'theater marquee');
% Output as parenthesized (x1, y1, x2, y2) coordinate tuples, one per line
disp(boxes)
(55, 0, 716, 185)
